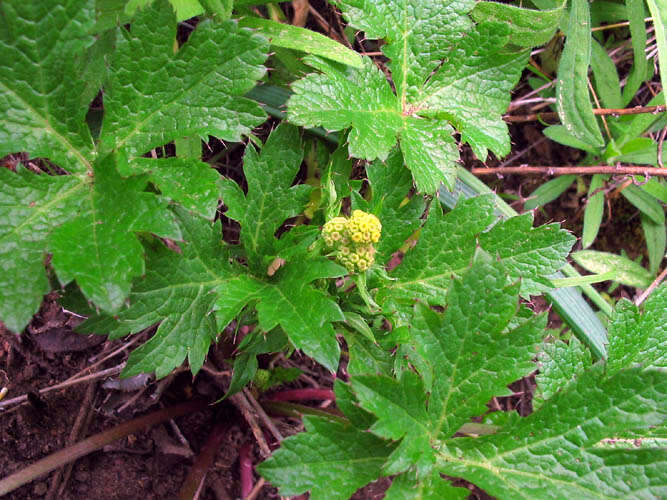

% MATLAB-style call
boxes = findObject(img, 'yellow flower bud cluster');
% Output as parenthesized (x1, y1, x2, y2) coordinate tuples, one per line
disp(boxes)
(322, 210, 382, 273)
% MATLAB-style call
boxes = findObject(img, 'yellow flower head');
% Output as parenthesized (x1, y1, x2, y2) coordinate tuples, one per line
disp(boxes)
(321, 211, 382, 273)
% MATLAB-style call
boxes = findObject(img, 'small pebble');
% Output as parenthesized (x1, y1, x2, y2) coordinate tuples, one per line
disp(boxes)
(75, 469, 90, 482)
(33, 482, 48, 496)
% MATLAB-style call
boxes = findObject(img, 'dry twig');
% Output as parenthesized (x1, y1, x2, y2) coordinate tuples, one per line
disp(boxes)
(504, 105, 666, 123)
(472, 165, 667, 177)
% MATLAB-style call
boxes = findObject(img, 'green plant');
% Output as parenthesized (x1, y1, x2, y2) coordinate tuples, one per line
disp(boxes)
(0, 0, 665, 498)
(259, 283, 666, 499)
(520, 0, 666, 280)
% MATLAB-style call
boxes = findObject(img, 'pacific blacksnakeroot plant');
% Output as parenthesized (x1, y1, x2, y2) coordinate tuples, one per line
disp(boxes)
(0, 0, 664, 499)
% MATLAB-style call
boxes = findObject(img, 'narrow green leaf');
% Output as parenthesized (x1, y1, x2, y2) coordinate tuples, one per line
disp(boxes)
(646, 0, 667, 99)
(642, 179, 667, 204)
(342, 312, 375, 343)
(556, 0, 604, 148)
(590, 0, 629, 24)
(238, 17, 362, 68)
(219, 123, 311, 272)
(542, 125, 599, 154)
(572, 250, 653, 288)
(621, 184, 665, 225)
(641, 213, 666, 275)
(0, 168, 84, 332)
(623, 0, 649, 104)
(551, 272, 615, 287)
(258, 416, 395, 500)
(226, 353, 258, 397)
(101, 1, 268, 157)
(0, 0, 96, 174)
(590, 40, 623, 110)
(617, 92, 665, 145)
(470, 1, 564, 47)
(524, 175, 576, 210)
(582, 174, 607, 248)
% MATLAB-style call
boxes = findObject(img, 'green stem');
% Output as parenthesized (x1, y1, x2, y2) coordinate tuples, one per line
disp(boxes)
(354, 272, 380, 312)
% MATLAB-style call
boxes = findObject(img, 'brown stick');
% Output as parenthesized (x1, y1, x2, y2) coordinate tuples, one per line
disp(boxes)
(471, 165, 667, 176)
(178, 420, 229, 500)
(635, 267, 667, 306)
(504, 105, 666, 123)
(0, 399, 208, 496)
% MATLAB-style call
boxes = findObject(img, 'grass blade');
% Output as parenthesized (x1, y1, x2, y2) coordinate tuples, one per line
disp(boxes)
(556, 0, 604, 148)
(641, 213, 666, 275)
(238, 17, 363, 68)
(582, 174, 607, 248)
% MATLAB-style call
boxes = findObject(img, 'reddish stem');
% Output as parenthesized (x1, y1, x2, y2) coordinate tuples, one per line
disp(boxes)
(178, 420, 229, 500)
(267, 388, 335, 402)
(239, 441, 254, 498)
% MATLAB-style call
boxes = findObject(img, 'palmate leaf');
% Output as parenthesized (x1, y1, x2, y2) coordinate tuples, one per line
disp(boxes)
(353, 258, 545, 476)
(383, 471, 469, 500)
(437, 365, 666, 499)
(80, 206, 234, 377)
(0, 168, 84, 332)
(122, 157, 220, 219)
(0, 0, 95, 174)
(260, 263, 667, 498)
(0, 0, 270, 332)
(259, 258, 547, 498)
(220, 124, 312, 272)
(216, 260, 347, 372)
(100, 0, 268, 157)
(258, 416, 396, 500)
(50, 154, 182, 313)
(287, 0, 529, 192)
(378, 196, 575, 312)
(535, 285, 665, 410)
(81, 210, 346, 376)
